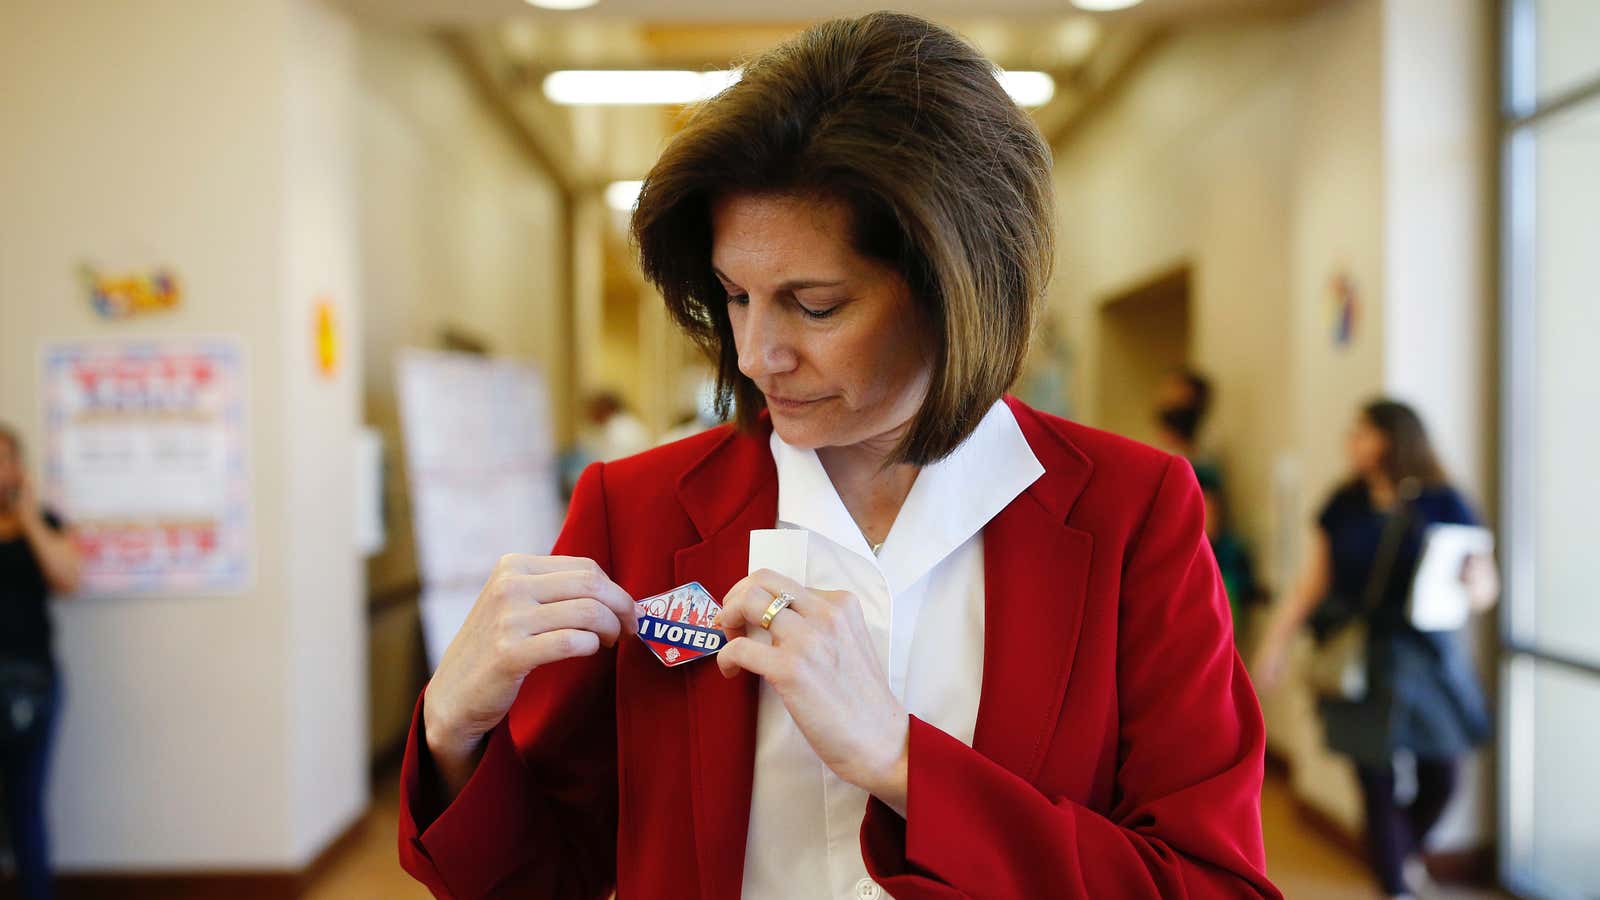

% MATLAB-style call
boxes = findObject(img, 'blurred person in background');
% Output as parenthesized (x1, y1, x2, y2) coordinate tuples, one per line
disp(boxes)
(658, 376, 725, 446)
(1156, 370, 1258, 633)
(1154, 368, 1220, 486)
(399, 12, 1278, 900)
(1253, 399, 1498, 900)
(581, 391, 651, 464)
(561, 391, 653, 495)
(0, 424, 80, 900)
(1199, 467, 1261, 639)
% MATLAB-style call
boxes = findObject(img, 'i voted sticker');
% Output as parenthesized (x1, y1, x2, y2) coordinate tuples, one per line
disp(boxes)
(635, 582, 726, 667)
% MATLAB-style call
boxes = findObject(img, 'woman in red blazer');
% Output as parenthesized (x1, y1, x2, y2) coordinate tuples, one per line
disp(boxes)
(401, 12, 1278, 899)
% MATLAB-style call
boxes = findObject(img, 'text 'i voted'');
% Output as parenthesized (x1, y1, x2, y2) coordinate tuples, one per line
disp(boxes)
(634, 582, 726, 667)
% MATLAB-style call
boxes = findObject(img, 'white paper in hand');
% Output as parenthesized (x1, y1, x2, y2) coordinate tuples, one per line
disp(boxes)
(746, 529, 809, 646)
(1409, 524, 1494, 632)
(749, 528, 809, 582)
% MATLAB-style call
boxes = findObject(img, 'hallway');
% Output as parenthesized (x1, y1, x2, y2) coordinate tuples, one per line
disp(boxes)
(4, 1, 1589, 895)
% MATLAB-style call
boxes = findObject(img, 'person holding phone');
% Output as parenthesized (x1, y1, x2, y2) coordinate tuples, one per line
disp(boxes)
(0, 423, 80, 900)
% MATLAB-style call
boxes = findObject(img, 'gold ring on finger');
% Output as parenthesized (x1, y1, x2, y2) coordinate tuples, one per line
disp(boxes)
(759, 591, 797, 630)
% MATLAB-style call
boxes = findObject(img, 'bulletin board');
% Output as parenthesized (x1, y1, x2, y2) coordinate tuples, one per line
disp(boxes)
(397, 349, 562, 666)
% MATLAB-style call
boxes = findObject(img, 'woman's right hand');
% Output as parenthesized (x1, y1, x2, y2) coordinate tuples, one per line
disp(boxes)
(1252, 534, 1332, 696)
(422, 555, 637, 796)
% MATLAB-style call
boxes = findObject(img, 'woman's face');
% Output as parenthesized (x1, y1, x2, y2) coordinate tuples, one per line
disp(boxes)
(1346, 416, 1388, 478)
(711, 192, 933, 454)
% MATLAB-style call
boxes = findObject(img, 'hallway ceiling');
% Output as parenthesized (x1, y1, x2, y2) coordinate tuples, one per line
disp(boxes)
(339, 0, 1321, 25)
(441, 14, 1169, 192)
(338, 0, 1323, 209)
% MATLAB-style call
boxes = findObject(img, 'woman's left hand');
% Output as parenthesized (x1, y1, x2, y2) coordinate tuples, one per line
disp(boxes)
(716, 569, 909, 815)
(1250, 632, 1294, 694)
(1461, 553, 1501, 613)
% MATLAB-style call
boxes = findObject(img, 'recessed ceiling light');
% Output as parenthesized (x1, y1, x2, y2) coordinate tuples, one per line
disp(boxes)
(998, 70, 1056, 107)
(525, 0, 599, 10)
(605, 180, 644, 212)
(1070, 0, 1143, 10)
(543, 69, 742, 105)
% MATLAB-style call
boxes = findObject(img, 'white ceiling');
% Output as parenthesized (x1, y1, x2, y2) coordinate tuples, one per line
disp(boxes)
(336, 0, 1320, 26)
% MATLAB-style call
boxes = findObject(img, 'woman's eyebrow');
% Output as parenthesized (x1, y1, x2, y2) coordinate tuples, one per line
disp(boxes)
(711, 267, 847, 291)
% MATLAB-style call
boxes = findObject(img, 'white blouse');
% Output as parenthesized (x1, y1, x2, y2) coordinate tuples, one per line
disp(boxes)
(739, 400, 1045, 900)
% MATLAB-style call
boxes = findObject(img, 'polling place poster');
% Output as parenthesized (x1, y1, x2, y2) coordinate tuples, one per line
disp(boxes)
(42, 339, 251, 595)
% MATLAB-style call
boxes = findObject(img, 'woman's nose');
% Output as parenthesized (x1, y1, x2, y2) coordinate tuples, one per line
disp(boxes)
(735, 297, 798, 380)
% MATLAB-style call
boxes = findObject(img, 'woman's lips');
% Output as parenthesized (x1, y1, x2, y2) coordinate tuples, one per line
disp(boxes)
(766, 393, 826, 411)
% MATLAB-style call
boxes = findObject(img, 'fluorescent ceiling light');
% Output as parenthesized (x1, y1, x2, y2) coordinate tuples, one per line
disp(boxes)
(606, 180, 644, 212)
(543, 69, 741, 105)
(1070, 0, 1144, 10)
(525, 0, 599, 10)
(998, 70, 1055, 107)
(1052, 18, 1101, 65)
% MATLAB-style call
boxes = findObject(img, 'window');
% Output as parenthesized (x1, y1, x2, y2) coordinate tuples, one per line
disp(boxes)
(1499, 1, 1600, 896)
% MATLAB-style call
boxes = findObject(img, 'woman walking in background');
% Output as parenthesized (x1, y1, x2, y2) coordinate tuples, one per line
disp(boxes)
(0, 424, 80, 900)
(1254, 400, 1498, 900)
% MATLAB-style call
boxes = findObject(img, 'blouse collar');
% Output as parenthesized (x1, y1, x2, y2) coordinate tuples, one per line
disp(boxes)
(770, 399, 1045, 594)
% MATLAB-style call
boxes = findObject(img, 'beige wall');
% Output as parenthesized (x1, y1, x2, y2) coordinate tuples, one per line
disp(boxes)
(1050, 11, 1340, 590)
(1287, 0, 1388, 503)
(282, 0, 368, 859)
(1094, 276, 1192, 446)
(1382, 0, 1497, 505)
(1278, 0, 1389, 833)
(0, 0, 365, 868)
(1050, 0, 1498, 848)
(356, 26, 568, 598)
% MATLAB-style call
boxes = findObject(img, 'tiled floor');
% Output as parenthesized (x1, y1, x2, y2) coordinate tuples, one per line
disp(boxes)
(307, 770, 1510, 899)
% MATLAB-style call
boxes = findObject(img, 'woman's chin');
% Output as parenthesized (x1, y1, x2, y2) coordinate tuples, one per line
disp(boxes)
(769, 416, 831, 451)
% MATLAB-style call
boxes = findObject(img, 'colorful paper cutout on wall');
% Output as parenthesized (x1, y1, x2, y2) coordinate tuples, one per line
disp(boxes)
(1329, 271, 1358, 348)
(315, 298, 339, 378)
(81, 265, 183, 319)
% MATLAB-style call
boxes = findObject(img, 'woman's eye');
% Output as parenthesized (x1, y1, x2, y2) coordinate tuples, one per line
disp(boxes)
(800, 304, 838, 320)
(726, 292, 749, 307)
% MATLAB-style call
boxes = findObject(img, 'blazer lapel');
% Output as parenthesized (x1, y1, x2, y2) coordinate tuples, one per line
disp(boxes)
(972, 398, 1096, 781)
(673, 424, 777, 900)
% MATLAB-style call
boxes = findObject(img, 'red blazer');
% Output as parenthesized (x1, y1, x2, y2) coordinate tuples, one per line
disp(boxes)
(398, 397, 1280, 899)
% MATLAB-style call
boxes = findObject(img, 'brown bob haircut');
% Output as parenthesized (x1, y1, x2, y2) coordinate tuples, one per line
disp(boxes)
(631, 11, 1055, 465)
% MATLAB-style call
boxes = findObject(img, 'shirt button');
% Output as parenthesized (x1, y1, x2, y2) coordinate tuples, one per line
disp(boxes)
(853, 877, 881, 900)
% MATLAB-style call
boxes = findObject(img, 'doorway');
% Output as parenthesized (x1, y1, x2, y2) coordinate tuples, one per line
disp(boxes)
(1093, 266, 1192, 445)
